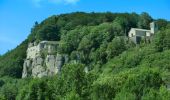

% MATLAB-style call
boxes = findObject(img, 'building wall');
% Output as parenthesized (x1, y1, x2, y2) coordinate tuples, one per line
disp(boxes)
(129, 29, 150, 37)
(128, 29, 136, 37)
(146, 31, 151, 37)
(150, 22, 158, 34)
(135, 30, 147, 37)
(128, 22, 158, 44)
(128, 29, 152, 44)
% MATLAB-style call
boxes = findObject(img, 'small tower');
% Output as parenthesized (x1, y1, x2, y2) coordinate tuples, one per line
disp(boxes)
(150, 22, 158, 34)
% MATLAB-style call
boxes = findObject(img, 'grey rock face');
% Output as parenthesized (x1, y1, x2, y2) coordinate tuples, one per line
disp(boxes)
(33, 56, 44, 66)
(32, 65, 46, 78)
(64, 54, 69, 63)
(31, 56, 46, 77)
(46, 55, 57, 76)
(22, 41, 69, 78)
(22, 59, 33, 78)
(22, 54, 65, 78)
(55, 54, 64, 73)
(48, 45, 56, 54)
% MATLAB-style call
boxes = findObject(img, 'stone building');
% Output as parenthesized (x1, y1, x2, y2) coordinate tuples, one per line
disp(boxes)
(128, 22, 158, 44)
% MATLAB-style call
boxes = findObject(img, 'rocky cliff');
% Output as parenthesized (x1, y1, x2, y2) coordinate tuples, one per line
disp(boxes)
(22, 41, 68, 78)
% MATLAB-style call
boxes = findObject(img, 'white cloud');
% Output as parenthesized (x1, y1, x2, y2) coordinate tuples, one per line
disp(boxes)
(32, 0, 79, 7)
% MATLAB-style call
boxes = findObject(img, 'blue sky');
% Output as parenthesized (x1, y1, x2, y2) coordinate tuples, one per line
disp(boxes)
(0, 0, 170, 55)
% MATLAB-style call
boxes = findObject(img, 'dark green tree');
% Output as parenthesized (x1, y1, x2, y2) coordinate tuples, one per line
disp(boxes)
(138, 12, 153, 29)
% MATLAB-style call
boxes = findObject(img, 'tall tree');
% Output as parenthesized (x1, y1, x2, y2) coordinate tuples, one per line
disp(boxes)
(138, 12, 153, 29)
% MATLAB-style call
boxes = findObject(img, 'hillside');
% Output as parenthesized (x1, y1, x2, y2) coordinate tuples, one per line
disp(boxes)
(0, 12, 170, 99)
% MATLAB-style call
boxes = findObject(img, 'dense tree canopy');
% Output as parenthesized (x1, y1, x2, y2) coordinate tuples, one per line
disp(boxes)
(0, 12, 170, 99)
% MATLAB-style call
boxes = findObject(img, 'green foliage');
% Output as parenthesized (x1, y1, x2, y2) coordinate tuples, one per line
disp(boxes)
(64, 90, 80, 100)
(36, 25, 59, 41)
(91, 67, 163, 99)
(141, 86, 170, 100)
(106, 37, 126, 59)
(157, 19, 168, 30)
(138, 12, 153, 29)
(154, 29, 170, 52)
(114, 90, 136, 100)
(0, 40, 28, 78)
(61, 63, 86, 97)
(0, 77, 30, 100)
(0, 12, 170, 100)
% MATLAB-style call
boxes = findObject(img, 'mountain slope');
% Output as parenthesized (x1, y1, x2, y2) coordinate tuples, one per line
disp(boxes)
(0, 12, 141, 78)
(0, 12, 170, 99)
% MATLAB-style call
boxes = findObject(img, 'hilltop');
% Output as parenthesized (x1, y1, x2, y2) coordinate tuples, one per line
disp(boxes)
(0, 12, 170, 99)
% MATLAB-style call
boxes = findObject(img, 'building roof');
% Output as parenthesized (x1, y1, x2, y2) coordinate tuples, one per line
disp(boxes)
(131, 28, 150, 32)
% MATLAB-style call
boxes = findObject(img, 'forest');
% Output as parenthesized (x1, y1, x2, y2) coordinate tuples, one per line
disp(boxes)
(0, 12, 170, 100)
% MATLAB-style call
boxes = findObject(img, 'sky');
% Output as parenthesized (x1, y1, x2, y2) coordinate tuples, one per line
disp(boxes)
(0, 0, 170, 55)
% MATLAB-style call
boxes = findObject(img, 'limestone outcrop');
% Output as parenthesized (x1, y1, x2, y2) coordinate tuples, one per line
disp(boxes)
(22, 41, 68, 78)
